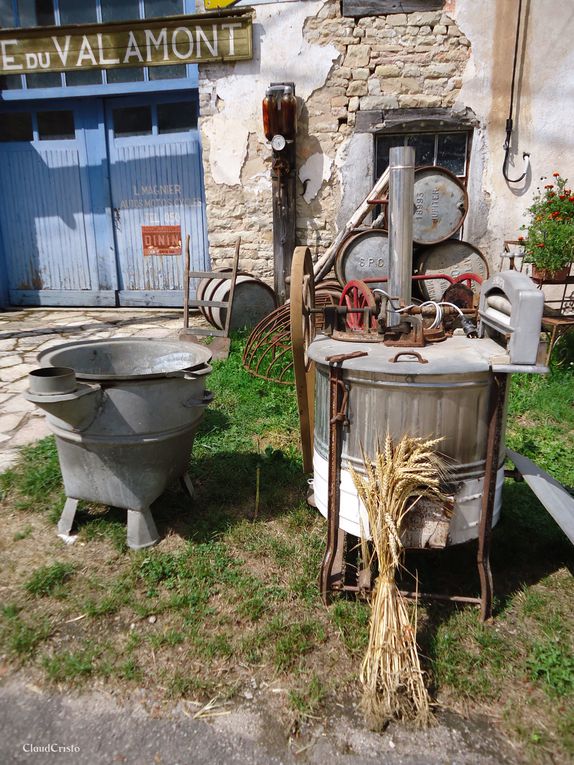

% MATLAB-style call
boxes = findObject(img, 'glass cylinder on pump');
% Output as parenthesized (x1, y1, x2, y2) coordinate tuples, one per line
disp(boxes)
(279, 85, 297, 140)
(262, 88, 277, 141)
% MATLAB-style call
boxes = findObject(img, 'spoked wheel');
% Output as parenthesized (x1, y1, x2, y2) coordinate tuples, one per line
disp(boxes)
(290, 246, 316, 473)
(339, 279, 377, 331)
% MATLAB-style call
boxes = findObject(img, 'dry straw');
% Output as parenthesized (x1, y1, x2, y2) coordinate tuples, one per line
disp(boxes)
(350, 434, 449, 730)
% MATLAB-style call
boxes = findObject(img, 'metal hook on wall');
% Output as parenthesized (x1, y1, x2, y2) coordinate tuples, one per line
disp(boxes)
(502, 0, 530, 184)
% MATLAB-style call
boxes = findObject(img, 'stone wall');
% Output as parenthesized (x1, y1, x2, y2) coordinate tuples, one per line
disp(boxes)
(198, 1, 470, 280)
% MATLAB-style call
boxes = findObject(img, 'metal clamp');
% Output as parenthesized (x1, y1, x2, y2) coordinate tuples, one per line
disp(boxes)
(389, 351, 428, 364)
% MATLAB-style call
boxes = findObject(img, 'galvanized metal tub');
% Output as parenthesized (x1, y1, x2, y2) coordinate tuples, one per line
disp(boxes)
(29, 338, 213, 514)
(308, 335, 507, 546)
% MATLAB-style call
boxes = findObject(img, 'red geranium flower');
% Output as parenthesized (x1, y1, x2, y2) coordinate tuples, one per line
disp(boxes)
(544, 184, 554, 189)
(553, 171, 560, 177)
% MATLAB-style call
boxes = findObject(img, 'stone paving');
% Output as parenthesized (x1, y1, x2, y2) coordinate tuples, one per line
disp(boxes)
(0, 307, 201, 472)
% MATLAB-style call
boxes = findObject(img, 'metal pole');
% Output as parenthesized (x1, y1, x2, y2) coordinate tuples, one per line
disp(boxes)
(387, 146, 415, 326)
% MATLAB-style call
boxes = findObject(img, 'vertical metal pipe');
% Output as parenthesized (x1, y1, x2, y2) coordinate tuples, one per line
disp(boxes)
(388, 146, 415, 326)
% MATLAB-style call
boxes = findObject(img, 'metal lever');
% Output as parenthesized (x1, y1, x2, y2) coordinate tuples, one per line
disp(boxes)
(325, 350, 369, 364)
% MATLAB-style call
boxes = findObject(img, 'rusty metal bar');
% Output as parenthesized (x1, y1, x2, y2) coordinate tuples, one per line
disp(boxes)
(477, 372, 508, 621)
(319, 363, 348, 603)
(399, 590, 482, 605)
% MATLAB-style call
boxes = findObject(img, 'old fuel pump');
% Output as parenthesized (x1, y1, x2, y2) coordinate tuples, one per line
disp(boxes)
(262, 83, 297, 305)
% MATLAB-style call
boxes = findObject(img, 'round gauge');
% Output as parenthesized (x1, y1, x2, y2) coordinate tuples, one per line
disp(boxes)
(414, 239, 489, 302)
(271, 134, 286, 151)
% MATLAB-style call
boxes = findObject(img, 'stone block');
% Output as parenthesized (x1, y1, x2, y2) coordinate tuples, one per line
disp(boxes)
(352, 68, 370, 80)
(348, 96, 360, 112)
(426, 62, 458, 77)
(344, 44, 371, 68)
(398, 94, 442, 108)
(347, 80, 368, 96)
(387, 13, 407, 25)
(367, 78, 381, 95)
(409, 11, 441, 25)
(381, 77, 420, 94)
(359, 95, 399, 110)
(375, 64, 401, 77)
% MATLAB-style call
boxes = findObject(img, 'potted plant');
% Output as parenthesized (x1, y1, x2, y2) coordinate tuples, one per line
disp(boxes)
(520, 172, 574, 282)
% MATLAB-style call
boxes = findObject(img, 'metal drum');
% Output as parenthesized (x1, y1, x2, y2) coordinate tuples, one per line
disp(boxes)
(334, 229, 389, 289)
(415, 239, 490, 302)
(412, 166, 468, 245)
(308, 335, 507, 546)
(197, 270, 277, 331)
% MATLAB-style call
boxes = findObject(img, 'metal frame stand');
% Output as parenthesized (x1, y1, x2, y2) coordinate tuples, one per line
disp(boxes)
(56, 470, 197, 551)
(476, 372, 508, 620)
(319, 362, 346, 603)
(318, 368, 509, 621)
(319, 351, 369, 604)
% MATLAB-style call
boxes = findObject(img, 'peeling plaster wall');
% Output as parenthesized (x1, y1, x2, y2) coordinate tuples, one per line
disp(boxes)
(198, 1, 339, 276)
(199, 0, 571, 282)
(454, 0, 574, 260)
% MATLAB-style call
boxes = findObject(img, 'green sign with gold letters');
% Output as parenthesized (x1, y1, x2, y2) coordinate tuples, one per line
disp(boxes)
(0, 11, 252, 75)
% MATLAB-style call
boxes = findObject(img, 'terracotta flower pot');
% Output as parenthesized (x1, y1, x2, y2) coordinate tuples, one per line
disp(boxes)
(531, 264, 571, 283)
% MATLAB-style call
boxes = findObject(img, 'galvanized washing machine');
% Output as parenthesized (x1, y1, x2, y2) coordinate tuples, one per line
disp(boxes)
(26, 338, 213, 550)
(295, 147, 548, 620)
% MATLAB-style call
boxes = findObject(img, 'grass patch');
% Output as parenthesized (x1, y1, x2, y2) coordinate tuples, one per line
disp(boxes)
(1, 337, 572, 760)
(0, 608, 52, 657)
(25, 562, 76, 598)
(42, 648, 97, 683)
(289, 674, 326, 719)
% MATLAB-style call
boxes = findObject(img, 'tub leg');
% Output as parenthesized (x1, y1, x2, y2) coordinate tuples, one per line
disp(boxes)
(57, 497, 79, 536)
(180, 472, 195, 500)
(477, 372, 508, 622)
(127, 507, 160, 550)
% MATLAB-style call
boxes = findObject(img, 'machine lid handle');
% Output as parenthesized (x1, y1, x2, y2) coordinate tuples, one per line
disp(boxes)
(389, 351, 428, 364)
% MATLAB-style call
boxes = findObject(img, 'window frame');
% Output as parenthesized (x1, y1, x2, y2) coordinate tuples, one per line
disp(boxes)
(375, 128, 472, 186)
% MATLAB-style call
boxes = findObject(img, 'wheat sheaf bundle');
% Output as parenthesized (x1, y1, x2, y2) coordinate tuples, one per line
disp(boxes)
(350, 434, 449, 731)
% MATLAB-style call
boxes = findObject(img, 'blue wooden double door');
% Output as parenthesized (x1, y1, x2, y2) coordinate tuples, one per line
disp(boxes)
(0, 93, 208, 307)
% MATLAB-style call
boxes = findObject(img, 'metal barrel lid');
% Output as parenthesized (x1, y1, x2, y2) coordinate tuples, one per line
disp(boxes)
(199, 272, 277, 331)
(414, 239, 490, 302)
(412, 165, 468, 245)
(334, 229, 389, 289)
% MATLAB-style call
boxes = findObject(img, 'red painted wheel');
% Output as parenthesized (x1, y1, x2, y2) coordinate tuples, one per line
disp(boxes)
(339, 280, 377, 331)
